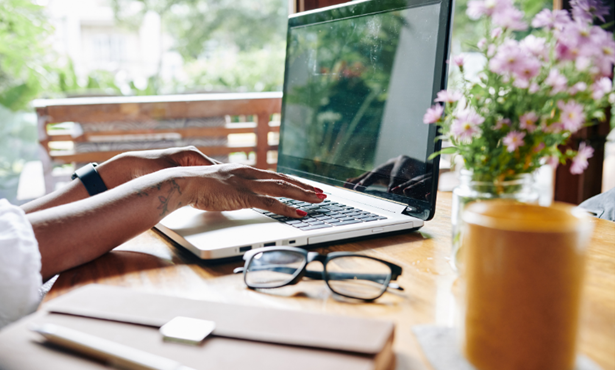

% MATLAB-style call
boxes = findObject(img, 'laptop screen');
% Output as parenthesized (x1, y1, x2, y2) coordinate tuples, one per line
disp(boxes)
(277, 0, 452, 221)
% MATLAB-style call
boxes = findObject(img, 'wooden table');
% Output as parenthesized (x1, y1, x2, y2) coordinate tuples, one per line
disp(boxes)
(43, 192, 615, 370)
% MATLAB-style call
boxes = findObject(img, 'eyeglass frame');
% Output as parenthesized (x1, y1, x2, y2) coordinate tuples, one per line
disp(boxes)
(234, 246, 404, 301)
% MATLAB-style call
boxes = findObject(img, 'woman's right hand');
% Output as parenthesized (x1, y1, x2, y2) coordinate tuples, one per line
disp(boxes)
(98, 146, 220, 188)
(182, 164, 326, 218)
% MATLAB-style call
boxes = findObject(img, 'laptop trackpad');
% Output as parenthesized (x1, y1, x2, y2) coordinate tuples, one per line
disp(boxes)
(159, 206, 298, 250)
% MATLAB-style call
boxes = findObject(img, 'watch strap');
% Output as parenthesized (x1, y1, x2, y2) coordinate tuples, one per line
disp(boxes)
(71, 163, 108, 196)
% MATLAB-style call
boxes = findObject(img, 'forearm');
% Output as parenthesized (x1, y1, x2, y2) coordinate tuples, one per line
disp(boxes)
(28, 167, 190, 281)
(21, 155, 134, 214)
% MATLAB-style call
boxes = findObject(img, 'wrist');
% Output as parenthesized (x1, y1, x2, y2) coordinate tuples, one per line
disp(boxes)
(95, 153, 142, 189)
(150, 167, 195, 213)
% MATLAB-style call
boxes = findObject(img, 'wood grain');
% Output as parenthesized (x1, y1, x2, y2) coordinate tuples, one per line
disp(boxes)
(43, 192, 615, 370)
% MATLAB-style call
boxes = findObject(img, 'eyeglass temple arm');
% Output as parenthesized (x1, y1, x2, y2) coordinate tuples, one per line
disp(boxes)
(233, 266, 404, 291)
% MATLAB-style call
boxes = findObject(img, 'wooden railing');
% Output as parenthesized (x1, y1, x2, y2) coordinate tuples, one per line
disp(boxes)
(34, 92, 282, 193)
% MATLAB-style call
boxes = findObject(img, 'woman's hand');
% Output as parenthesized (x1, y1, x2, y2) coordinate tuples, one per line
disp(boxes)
(22, 147, 221, 214)
(184, 164, 326, 218)
(98, 146, 220, 188)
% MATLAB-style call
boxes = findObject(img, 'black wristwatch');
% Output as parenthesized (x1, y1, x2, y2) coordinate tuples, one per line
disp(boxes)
(71, 163, 108, 196)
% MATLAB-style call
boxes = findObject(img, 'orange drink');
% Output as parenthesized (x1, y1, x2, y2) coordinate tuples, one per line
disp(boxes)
(460, 200, 594, 370)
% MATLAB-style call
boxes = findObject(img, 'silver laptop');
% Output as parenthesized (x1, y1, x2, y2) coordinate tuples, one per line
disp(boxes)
(155, 0, 453, 259)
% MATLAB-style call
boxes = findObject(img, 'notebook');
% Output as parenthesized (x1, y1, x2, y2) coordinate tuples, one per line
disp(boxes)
(155, 0, 453, 259)
(0, 285, 396, 370)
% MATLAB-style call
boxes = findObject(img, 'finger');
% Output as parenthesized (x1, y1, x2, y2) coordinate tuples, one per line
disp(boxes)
(354, 171, 386, 190)
(392, 174, 431, 192)
(250, 179, 326, 203)
(234, 166, 321, 193)
(401, 177, 431, 197)
(344, 172, 370, 189)
(250, 195, 308, 218)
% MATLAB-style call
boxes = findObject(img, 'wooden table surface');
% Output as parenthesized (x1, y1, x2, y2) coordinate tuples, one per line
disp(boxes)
(43, 192, 615, 370)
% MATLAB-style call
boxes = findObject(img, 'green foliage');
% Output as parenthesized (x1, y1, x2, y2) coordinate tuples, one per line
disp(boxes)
(111, 0, 287, 61)
(0, 0, 56, 111)
(110, 0, 288, 95)
(176, 42, 285, 92)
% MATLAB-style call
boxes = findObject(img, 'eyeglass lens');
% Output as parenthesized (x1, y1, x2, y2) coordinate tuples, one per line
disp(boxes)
(325, 256, 392, 300)
(245, 250, 306, 288)
(245, 250, 392, 300)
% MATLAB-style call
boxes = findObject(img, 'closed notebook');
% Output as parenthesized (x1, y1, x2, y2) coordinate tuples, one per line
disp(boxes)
(0, 284, 395, 370)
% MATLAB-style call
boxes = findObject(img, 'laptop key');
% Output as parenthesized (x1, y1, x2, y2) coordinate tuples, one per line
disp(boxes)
(362, 217, 379, 222)
(285, 220, 304, 224)
(327, 219, 341, 223)
(293, 223, 312, 228)
(300, 224, 333, 231)
(336, 219, 363, 226)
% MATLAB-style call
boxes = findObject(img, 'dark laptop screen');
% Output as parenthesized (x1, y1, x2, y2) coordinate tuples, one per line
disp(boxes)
(277, 0, 452, 221)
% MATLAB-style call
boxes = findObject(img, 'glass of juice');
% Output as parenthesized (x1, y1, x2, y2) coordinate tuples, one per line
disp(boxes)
(460, 200, 594, 370)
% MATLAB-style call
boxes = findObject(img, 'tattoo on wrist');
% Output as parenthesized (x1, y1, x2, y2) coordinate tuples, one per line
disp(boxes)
(136, 179, 182, 217)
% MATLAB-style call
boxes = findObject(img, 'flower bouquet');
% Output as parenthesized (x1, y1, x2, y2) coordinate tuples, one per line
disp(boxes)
(424, 0, 614, 181)
(424, 0, 614, 267)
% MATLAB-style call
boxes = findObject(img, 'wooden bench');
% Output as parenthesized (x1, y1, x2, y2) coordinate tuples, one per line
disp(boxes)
(34, 92, 282, 193)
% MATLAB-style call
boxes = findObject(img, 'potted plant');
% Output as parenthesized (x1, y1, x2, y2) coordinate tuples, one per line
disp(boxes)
(422, 0, 614, 267)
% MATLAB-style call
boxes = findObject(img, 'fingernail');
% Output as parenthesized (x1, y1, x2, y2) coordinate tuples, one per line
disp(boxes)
(391, 186, 400, 192)
(296, 209, 308, 217)
(314, 187, 324, 193)
(316, 193, 327, 199)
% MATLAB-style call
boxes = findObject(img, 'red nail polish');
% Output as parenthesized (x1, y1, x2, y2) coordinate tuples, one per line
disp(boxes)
(314, 187, 324, 193)
(296, 209, 308, 217)
(316, 193, 327, 199)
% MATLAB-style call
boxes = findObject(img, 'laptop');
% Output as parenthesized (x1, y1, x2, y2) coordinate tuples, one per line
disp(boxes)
(155, 0, 453, 259)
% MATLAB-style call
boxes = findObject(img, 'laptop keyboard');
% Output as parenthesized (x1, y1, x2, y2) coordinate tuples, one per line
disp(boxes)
(255, 198, 387, 231)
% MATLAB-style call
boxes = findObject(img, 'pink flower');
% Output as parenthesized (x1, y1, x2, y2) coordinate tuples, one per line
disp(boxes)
(545, 122, 564, 133)
(546, 155, 560, 168)
(467, 0, 512, 19)
(531, 9, 570, 29)
(492, 7, 527, 31)
(513, 78, 530, 89)
(592, 77, 613, 100)
(529, 83, 540, 93)
(534, 143, 545, 152)
(556, 23, 604, 61)
(575, 57, 592, 71)
(489, 39, 524, 75)
(423, 104, 444, 124)
(477, 38, 487, 50)
(503, 131, 526, 152)
(434, 90, 462, 103)
(570, 0, 610, 23)
(494, 118, 511, 130)
(487, 44, 497, 57)
(513, 56, 541, 83)
(519, 112, 538, 132)
(491, 27, 503, 39)
(544, 69, 568, 95)
(570, 142, 594, 175)
(558, 100, 585, 133)
(520, 35, 549, 60)
(569, 82, 587, 95)
(451, 108, 484, 140)
(592, 31, 615, 76)
(452, 55, 465, 67)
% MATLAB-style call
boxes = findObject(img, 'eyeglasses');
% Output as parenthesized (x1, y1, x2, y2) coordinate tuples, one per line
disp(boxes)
(233, 247, 404, 301)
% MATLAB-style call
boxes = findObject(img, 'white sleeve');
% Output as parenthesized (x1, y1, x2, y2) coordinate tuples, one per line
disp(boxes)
(0, 199, 42, 329)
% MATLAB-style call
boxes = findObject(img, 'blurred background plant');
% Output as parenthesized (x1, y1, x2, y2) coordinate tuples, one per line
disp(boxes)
(0, 0, 288, 203)
(1, 0, 612, 203)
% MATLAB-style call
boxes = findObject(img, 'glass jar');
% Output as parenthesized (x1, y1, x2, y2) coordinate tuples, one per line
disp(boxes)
(450, 170, 539, 271)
